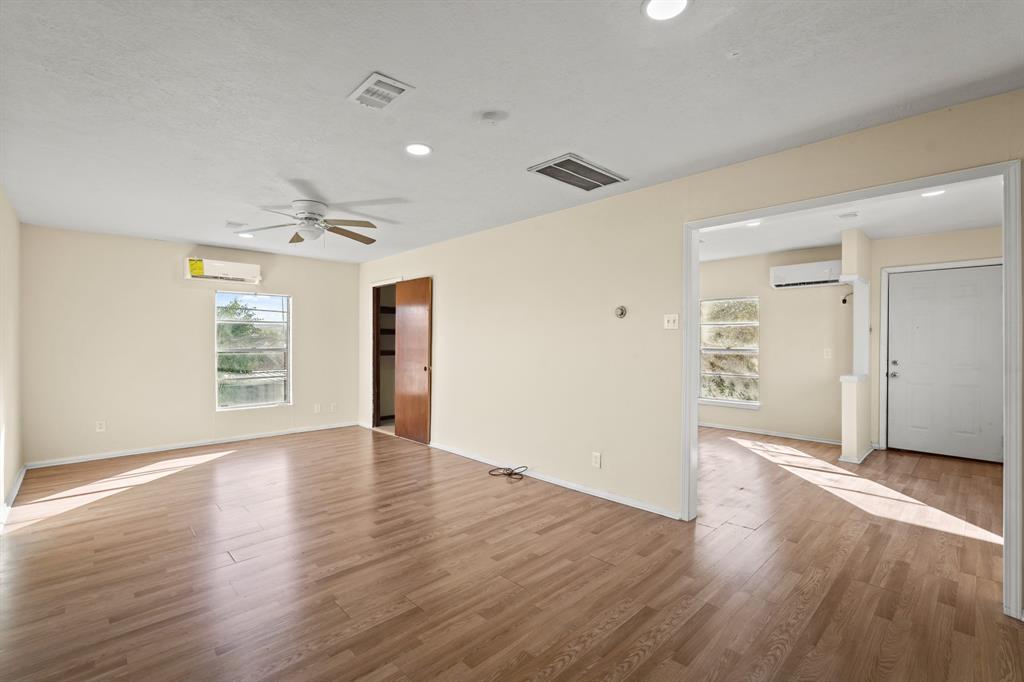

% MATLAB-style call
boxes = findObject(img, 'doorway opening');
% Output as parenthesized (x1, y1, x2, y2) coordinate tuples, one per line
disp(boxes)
(373, 284, 396, 433)
(371, 277, 433, 444)
(683, 161, 1022, 620)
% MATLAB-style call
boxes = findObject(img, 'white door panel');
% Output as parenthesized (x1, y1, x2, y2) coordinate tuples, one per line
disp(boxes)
(887, 265, 1002, 461)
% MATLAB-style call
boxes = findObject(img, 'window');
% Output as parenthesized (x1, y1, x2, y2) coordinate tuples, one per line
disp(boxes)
(216, 292, 291, 409)
(700, 297, 759, 405)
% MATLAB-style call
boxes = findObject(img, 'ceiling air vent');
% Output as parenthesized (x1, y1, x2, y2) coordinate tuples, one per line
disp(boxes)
(347, 72, 413, 110)
(527, 153, 628, 191)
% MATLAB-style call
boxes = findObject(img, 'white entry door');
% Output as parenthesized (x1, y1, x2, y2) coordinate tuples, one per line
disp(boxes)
(887, 265, 1002, 461)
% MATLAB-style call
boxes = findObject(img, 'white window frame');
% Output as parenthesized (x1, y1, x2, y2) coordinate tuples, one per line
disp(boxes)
(699, 296, 760, 409)
(214, 290, 293, 411)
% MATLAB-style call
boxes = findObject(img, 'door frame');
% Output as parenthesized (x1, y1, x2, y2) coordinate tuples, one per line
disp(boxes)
(878, 258, 1004, 451)
(682, 160, 1022, 620)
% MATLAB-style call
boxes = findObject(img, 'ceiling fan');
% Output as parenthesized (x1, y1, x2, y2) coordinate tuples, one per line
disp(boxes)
(235, 199, 377, 245)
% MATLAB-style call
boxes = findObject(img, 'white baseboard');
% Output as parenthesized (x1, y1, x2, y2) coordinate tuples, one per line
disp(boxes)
(24, 421, 359, 470)
(1, 464, 27, 528)
(839, 446, 875, 464)
(427, 440, 681, 520)
(698, 422, 841, 446)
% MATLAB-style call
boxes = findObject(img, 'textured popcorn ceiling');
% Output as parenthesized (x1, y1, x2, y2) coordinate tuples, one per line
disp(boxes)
(1, 0, 1023, 263)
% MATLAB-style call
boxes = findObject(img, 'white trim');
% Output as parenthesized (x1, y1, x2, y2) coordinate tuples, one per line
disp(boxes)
(699, 398, 760, 410)
(0, 465, 27, 528)
(370, 276, 405, 287)
(840, 374, 868, 383)
(683, 160, 1022, 621)
(429, 440, 680, 520)
(681, 225, 701, 521)
(838, 445, 875, 464)
(698, 423, 840, 446)
(877, 257, 1004, 450)
(1003, 159, 1023, 621)
(22, 421, 358, 470)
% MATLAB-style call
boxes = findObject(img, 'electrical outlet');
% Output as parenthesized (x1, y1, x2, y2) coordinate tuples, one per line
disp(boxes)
(95, 421, 106, 433)
(314, 403, 321, 414)
(591, 451, 602, 469)
(823, 348, 833, 359)
(663, 314, 679, 330)
(329, 403, 337, 413)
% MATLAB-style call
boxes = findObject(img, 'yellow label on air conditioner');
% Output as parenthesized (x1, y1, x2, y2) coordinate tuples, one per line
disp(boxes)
(188, 258, 205, 277)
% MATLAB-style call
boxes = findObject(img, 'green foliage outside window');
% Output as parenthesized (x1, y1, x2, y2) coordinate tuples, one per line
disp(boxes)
(700, 298, 759, 403)
(216, 293, 290, 408)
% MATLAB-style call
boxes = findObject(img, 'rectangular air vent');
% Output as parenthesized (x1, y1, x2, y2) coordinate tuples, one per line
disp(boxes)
(347, 72, 414, 110)
(527, 153, 627, 191)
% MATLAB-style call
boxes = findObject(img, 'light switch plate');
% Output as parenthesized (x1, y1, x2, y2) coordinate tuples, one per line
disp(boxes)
(824, 348, 832, 359)
(664, 314, 679, 330)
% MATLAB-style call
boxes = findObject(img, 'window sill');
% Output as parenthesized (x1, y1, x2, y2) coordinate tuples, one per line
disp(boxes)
(216, 401, 292, 413)
(699, 398, 760, 410)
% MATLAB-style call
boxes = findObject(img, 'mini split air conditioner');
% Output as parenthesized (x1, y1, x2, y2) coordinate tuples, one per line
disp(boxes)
(769, 260, 842, 289)
(184, 258, 261, 284)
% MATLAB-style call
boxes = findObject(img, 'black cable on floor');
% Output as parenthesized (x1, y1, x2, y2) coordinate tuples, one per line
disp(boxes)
(489, 465, 528, 481)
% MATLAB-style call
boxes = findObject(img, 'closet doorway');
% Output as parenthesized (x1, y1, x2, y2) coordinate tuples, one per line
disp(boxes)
(372, 277, 433, 443)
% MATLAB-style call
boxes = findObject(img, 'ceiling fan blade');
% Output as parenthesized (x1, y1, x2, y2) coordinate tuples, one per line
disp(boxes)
(262, 208, 297, 220)
(237, 223, 294, 234)
(326, 226, 376, 245)
(325, 218, 377, 229)
(286, 178, 328, 204)
(289, 232, 305, 244)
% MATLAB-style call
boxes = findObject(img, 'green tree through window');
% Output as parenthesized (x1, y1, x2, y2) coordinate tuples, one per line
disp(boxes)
(700, 298, 759, 404)
(216, 292, 291, 408)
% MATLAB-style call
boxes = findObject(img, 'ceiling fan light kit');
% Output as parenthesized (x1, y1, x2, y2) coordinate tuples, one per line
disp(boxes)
(234, 198, 378, 246)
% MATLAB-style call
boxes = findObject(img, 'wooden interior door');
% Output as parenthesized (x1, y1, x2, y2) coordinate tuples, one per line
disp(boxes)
(395, 277, 432, 443)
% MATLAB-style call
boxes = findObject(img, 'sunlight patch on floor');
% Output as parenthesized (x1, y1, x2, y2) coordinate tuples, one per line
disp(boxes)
(731, 437, 1002, 545)
(3, 450, 233, 534)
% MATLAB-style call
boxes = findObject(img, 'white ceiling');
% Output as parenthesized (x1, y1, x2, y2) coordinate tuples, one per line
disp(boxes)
(1, 1, 1023, 263)
(699, 174, 1004, 261)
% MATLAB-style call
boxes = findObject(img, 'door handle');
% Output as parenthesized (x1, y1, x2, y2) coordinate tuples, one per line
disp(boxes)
(888, 371, 900, 378)
(424, 366, 431, 372)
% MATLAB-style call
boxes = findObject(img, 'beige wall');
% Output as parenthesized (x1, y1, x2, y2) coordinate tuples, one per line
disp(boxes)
(358, 89, 1023, 517)
(699, 246, 850, 442)
(868, 225, 1003, 443)
(20, 226, 360, 465)
(1, 186, 21, 506)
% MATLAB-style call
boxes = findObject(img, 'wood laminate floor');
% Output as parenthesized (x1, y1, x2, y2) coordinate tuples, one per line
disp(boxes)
(1, 426, 1021, 681)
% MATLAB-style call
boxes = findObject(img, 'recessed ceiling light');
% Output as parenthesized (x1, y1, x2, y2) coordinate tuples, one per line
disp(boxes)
(643, 0, 689, 21)
(745, 220, 762, 227)
(405, 143, 432, 156)
(238, 233, 254, 239)
(921, 189, 946, 197)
